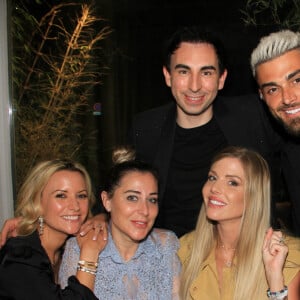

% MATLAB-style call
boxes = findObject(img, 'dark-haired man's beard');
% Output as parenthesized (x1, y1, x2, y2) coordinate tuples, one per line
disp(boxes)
(276, 115, 300, 137)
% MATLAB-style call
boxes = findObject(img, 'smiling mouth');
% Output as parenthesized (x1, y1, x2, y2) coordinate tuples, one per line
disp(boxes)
(185, 95, 205, 102)
(62, 215, 80, 221)
(209, 199, 226, 206)
(132, 220, 148, 228)
(285, 107, 300, 115)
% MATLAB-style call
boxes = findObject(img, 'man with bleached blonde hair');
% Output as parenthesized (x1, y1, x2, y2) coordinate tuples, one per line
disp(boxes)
(251, 29, 300, 236)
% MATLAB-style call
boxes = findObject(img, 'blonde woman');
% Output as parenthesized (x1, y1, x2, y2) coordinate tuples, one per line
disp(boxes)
(0, 159, 106, 299)
(179, 146, 300, 300)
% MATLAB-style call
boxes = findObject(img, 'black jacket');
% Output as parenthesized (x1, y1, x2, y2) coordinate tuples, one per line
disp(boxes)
(281, 139, 300, 236)
(128, 94, 282, 204)
(0, 231, 98, 300)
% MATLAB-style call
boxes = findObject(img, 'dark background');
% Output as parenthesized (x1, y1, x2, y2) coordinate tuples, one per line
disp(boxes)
(10, 0, 295, 230)
(96, 0, 275, 161)
(12, 0, 278, 189)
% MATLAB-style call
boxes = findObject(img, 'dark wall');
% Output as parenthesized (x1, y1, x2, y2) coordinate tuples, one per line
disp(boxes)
(96, 0, 274, 157)
(14, 0, 276, 186)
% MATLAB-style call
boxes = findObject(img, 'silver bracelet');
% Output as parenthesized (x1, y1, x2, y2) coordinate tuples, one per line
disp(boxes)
(267, 286, 288, 300)
(77, 264, 97, 276)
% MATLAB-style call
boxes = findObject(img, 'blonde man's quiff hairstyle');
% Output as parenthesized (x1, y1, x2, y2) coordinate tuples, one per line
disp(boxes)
(180, 147, 271, 300)
(15, 159, 95, 236)
(251, 30, 300, 77)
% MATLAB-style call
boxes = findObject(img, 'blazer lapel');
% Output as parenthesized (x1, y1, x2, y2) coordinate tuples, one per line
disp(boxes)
(153, 104, 177, 203)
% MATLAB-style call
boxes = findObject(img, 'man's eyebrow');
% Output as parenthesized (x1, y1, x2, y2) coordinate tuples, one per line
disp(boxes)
(286, 69, 300, 80)
(201, 65, 216, 71)
(174, 64, 216, 71)
(260, 82, 278, 89)
(260, 69, 300, 89)
(174, 64, 190, 70)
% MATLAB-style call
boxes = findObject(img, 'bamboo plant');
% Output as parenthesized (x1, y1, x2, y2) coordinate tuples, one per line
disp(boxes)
(12, 1, 111, 191)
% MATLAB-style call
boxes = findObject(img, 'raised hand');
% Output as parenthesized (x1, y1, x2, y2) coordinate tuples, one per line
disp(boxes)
(0, 217, 20, 247)
(262, 227, 288, 292)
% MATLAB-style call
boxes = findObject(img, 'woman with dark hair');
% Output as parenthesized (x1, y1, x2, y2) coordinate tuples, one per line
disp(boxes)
(59, 147, 181, 299)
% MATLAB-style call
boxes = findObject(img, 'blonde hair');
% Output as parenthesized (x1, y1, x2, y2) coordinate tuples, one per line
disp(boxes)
(111, 145, 136, 165)
(251, 30, 300, 77)
(15, 159, 95, 236)
(180, 146, 271, 300)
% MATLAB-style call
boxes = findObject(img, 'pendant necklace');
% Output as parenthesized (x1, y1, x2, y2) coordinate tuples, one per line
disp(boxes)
(219, 244, 236, 268)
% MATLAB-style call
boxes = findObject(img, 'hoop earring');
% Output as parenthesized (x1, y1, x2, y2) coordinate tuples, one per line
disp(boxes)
(38, 216, 44, 235)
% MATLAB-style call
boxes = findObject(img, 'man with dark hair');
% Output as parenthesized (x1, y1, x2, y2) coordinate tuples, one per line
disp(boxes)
(128, 26, 281, 237)
(251, 30, 300, 236)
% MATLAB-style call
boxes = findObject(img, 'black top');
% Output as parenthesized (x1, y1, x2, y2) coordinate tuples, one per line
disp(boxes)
(162, 118, 227, 237)
(128, 94, 286, 236)
(0, 231, 98, 300)
(281, 140, 300, 236)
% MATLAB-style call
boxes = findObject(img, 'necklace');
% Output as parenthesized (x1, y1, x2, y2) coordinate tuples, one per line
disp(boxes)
(50, 259, 58, 270)
(49, 253, 61, 270)
(219, 244, 236, 268)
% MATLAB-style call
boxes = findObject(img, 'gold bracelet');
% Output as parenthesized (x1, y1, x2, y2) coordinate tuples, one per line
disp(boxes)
(78, 260, 98, 268)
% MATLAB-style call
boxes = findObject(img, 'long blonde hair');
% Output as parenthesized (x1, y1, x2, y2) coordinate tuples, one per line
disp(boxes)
(15, 159, 95, 236)
(180, 146, 271, 300)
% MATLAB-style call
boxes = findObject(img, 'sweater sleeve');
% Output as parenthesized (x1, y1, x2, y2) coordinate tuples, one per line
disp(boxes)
(0, 237, 98, 300)
(58, 237, 80, 289)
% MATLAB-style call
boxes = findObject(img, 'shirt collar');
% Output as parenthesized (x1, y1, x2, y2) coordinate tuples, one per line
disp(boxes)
(100, 227, 160, 263)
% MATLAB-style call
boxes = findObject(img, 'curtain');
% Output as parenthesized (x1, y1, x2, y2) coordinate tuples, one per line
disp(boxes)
(0, 0, 14, 225)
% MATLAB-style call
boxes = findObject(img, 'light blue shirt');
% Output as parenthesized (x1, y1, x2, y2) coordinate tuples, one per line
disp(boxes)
(59, 228, 181, 300)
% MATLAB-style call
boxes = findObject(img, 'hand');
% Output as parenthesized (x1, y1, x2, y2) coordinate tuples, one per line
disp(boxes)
(262, 228, 288, 292)
(76, 229, 108, 291)
(0, 217, 21, 247)
(79, 213, 108, 241)
(77, 228, 107, 262)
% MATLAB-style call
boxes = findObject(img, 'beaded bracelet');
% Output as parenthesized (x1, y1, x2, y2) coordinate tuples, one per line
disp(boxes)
(267, 286, 288, 300)
(77, 264, 97, 276)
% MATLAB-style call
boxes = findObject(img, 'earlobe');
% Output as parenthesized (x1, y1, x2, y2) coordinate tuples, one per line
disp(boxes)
(218, 69, 228, 90)
(101, 191, 111, 212)
(163, 66, 171, 87)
